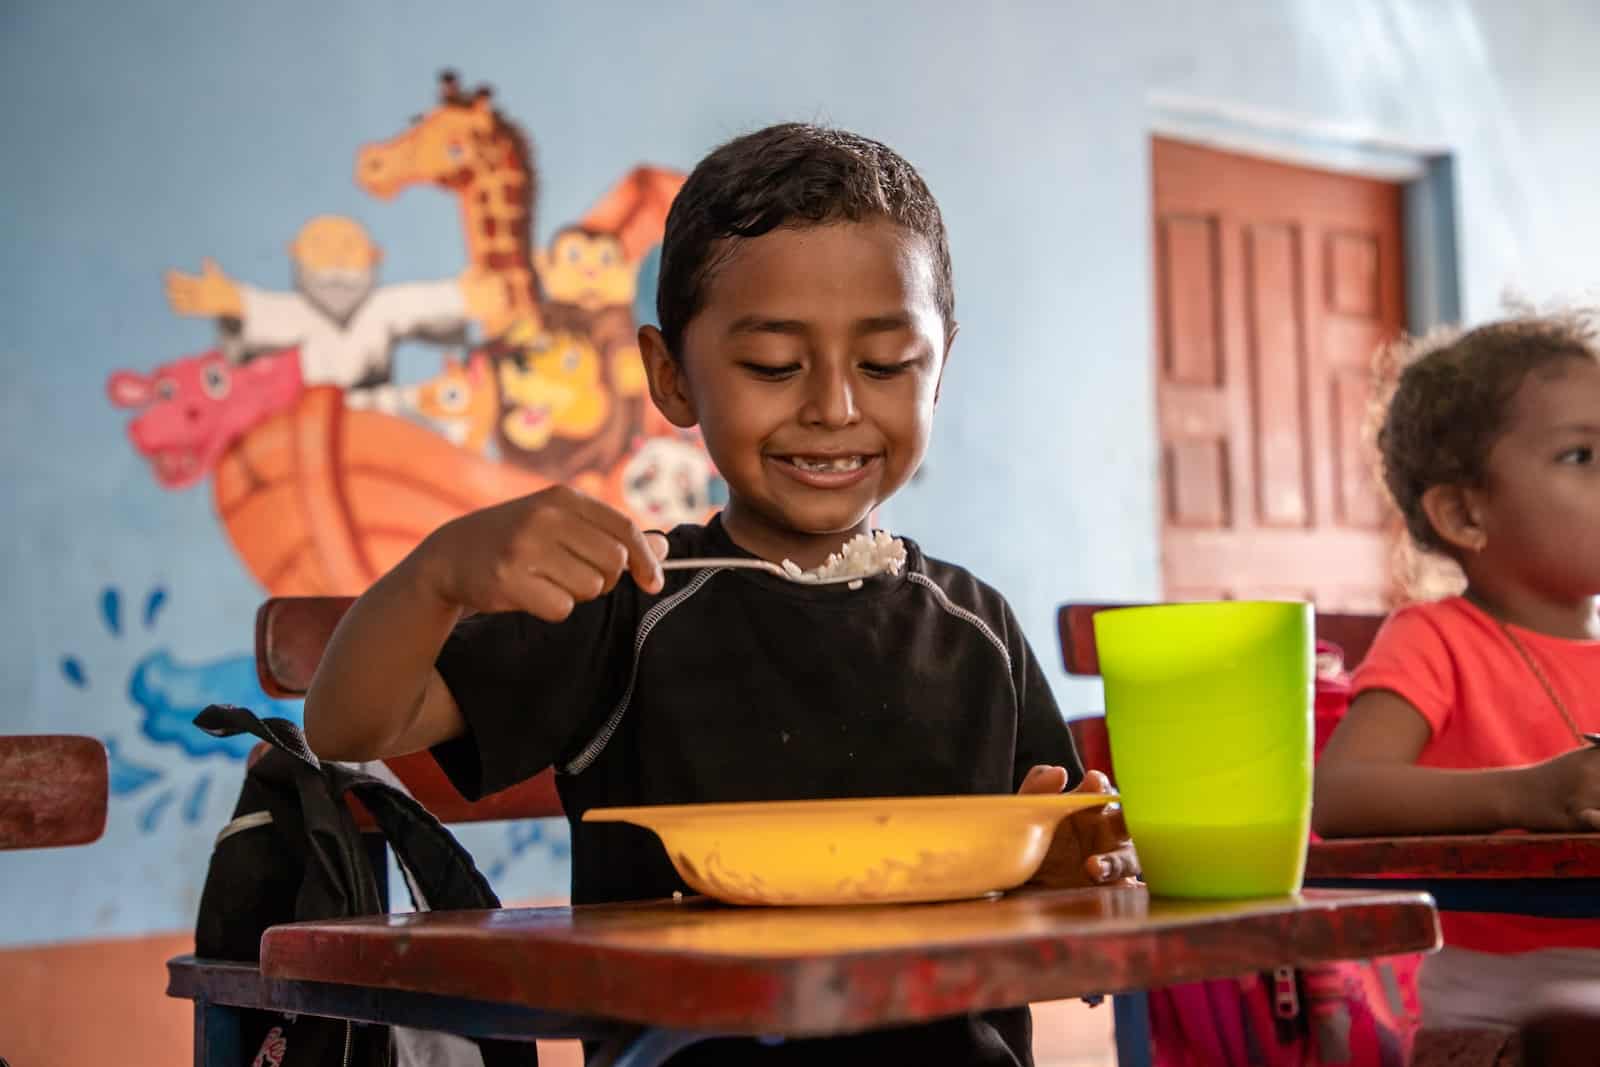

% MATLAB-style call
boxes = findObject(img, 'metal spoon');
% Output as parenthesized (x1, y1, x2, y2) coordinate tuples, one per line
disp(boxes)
(660, 557, 872, 587)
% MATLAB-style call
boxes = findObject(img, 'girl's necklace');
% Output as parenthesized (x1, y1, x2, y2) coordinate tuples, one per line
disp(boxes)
(1488, 613, 1590, 747)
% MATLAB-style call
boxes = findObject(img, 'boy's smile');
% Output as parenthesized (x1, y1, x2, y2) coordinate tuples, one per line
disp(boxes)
(771, 451, 877, 485)
(641, 218, 951, 568)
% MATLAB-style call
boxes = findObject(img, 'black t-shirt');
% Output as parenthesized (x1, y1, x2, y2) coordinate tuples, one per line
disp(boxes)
(433, 515, 1081, 1066)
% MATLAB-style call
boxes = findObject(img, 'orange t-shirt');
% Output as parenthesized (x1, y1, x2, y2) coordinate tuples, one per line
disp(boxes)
(1351, 596, 1600, 952)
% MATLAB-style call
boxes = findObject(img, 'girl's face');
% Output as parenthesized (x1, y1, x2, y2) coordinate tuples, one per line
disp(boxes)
(1473, 356, 1600, 599)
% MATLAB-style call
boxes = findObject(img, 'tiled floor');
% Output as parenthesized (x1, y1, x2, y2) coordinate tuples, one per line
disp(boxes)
(1031, 998, 1118, 1067)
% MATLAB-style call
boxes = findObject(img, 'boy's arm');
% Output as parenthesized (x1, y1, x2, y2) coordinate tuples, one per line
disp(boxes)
(1313, 689, 1600, 834)
(303, 549, 466, 762)
(303, 486, 666, 763)
(1006, 620, 1135, 884)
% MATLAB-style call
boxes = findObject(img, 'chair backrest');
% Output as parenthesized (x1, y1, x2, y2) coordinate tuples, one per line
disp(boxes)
(1056, 602, 1386, 783)
(257, 597, 563, 822)
(1056, 602, 1385, 677)
(1066, 718, 1114, 785)
(0, 735, 109, 849)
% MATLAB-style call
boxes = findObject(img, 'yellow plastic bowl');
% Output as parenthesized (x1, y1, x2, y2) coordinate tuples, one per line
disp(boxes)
(582, 794, 1114, 906)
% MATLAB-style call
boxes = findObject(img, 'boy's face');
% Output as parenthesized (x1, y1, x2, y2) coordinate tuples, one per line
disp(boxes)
(1476, 356, 1600, 597)
(642, 219, 949, 561)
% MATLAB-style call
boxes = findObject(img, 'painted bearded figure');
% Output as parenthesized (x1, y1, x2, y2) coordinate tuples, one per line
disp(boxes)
(165, 214, 505, 394)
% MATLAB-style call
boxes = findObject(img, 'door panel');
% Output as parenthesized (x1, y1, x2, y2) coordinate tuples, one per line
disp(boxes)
(1152, 138, 1405, 607)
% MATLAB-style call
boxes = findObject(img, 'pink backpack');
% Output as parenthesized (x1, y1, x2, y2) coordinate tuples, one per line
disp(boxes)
(1148, 641, 1424, 1066)
(1149, 956, 1422, 1066)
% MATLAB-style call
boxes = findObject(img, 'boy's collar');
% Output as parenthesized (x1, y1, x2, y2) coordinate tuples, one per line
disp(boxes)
(696, 512, 919, 597)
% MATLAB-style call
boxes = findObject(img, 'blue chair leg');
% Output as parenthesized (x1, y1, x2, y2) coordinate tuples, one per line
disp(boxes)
(1112, 991, 1153, 1067)
(194, 1001, 243, 1067)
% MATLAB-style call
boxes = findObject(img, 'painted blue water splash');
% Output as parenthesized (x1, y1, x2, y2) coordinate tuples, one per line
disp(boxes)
(101, 587, 122, 637)
(60, 656, 88, 689)
(59, 585, 274, 833)
(183, 775, 212, 824)
(104, 738, 163, 796)
(139, 788, 176, 833)
(144, 587, 168, 630)
(129, 650, 303, 760)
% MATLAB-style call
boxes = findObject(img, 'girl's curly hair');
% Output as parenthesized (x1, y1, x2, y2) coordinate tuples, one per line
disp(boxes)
(1375, 310, 1599, 555)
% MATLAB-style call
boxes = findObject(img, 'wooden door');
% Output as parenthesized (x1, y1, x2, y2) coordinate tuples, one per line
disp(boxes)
(1151, 138, 1405, 609)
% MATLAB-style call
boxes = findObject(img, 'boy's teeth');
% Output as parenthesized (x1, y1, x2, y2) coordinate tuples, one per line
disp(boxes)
(791, 456, 864, 472)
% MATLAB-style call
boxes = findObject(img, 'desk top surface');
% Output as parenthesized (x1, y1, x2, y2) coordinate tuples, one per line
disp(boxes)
(1306, 833, 1600, 880)
(261, 885, 1439, 1036)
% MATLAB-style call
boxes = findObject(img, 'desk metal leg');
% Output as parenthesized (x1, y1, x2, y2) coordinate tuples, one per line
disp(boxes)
(589, 1027, 714, 1067)
(1112, 992, 1153, 1067)
(194, 1001, 242, 1067)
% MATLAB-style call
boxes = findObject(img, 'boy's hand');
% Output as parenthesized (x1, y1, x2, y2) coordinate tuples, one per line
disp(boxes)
(418, 486, 668, 620)
(1519, 747, 1600, 830)
(1019, 765, 1139, 887)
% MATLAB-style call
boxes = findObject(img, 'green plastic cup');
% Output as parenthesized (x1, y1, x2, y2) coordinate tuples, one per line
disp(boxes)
(1093, 601, 1313, 899)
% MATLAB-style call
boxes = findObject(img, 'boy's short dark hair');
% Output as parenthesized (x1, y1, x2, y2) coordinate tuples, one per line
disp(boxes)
(655, 123, 954, 355)
(1378, 313, 1600, 554)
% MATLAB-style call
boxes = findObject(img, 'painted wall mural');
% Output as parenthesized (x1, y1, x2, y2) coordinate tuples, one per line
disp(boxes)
(87, 71, 715, 891)
(60, 585, 303, 834)
(109, 72, 716, 600)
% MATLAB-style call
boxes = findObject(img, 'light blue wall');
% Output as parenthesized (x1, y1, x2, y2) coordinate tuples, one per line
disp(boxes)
(3, 0, 1595, 944)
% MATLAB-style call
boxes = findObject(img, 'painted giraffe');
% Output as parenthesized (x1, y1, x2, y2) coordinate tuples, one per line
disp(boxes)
(355, 71, 541, 337)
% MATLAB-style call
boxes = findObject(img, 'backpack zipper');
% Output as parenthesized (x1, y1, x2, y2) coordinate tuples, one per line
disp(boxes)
(342, 1020, 353, 1067)
(1273, 966, 1301, 1019)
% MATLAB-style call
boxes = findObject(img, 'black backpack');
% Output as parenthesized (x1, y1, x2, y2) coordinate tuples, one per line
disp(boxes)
(193, 704, 538, 1067)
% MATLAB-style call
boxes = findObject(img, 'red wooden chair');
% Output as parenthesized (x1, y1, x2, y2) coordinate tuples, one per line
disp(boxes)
(1057, 602, 1384, 784)
(255, 597, 563, 824)
(0, 734, 109, 850)
(1057, 603, 1384, 680)
(1055, 602, 1589, 1067)
(1058, 602, 1391, 1066)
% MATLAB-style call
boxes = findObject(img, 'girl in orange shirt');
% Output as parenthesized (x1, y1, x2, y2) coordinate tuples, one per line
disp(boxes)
(1315, 313, 1600, 1030)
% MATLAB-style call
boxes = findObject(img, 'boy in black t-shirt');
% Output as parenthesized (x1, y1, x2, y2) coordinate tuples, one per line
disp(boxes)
(305, 123, 1138, 1066)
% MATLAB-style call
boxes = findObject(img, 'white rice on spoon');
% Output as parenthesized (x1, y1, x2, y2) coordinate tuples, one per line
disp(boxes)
(781, 530, 907, 589)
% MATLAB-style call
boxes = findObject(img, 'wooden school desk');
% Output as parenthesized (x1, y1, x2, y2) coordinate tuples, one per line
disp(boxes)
(166, 597, 1440, 1065)
(1306, 832, 1600, 918)
(169, 884, 1439, 1067)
